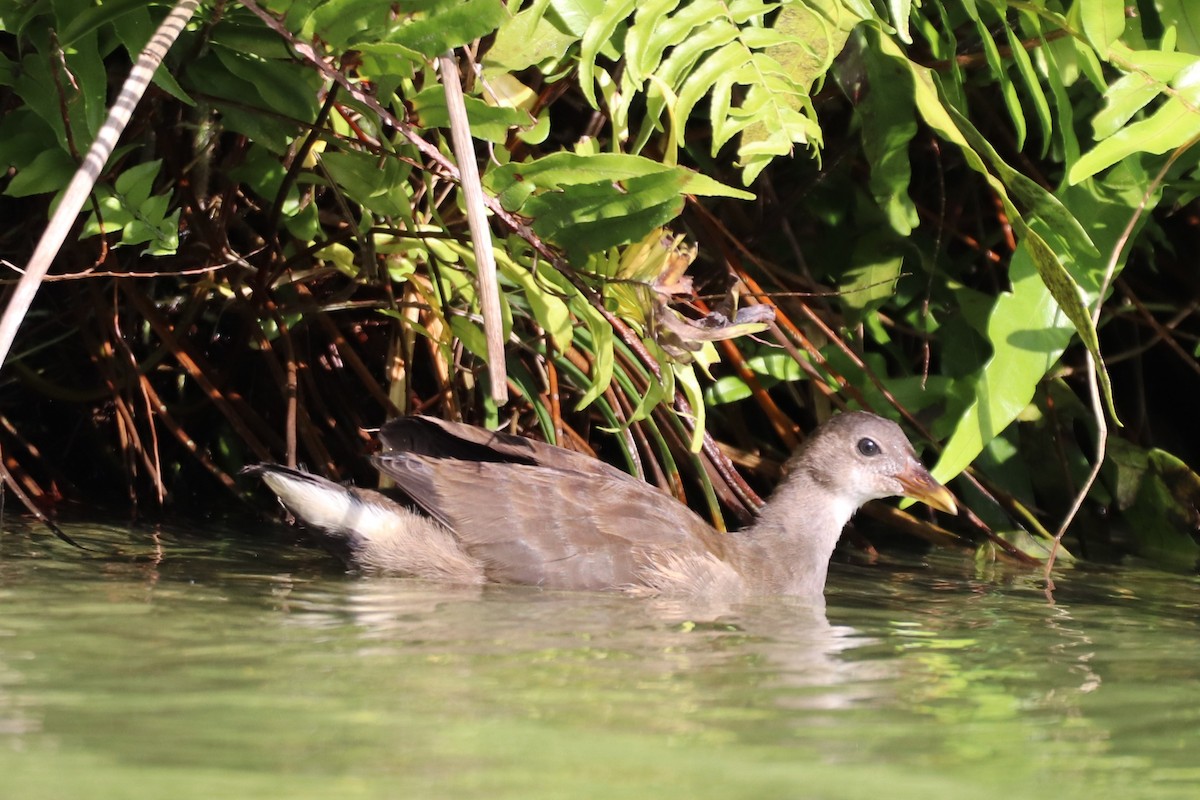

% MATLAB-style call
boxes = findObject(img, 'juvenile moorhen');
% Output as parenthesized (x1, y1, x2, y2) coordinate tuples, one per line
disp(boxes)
(245, 412, 955, 598)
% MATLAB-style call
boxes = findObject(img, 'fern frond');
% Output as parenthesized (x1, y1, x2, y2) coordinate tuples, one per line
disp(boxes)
(580, 0, 854, 184)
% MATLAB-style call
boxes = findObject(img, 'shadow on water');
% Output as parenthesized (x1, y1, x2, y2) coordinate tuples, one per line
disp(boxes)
(1, 518, 1198, 799)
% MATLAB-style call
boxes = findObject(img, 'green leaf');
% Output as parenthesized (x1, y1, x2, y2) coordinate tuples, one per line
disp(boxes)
(388, 0, 510, 57)
(571, 297, 615, 409)
(1004, 19, 1052, 157)
(933, 245, 1076, 484)
(320, 149, 413, 219)
(410, 86, 534, 143)
(487, 152, 751, 206)
(1090, 49, 1196, 139)
(704, 375, 752, 405)
(112, 6, 193, 105)
(211, 46, 321, 120)
(489, 155, 749, 258)
(113, 160, 163, 208)
(497, 253, 575, 353)
(1069, 61, 1200, 184)
(525, 188, 684, 258)
(673, 363, 706, 452)
(860, 37, 918, 234)
(484, 0, 579, 73)
(962, 3, 1026, 150)
(934, 162, 1160, 483)
(304, 0, 401, 47)
(880, 29, 1102, 375)
(579, 0, 637, 108)
(839, 231, 905, 320)
(56, 0, 145, 46)
(3, 147, 75, 197)
(1080, 0, 1125, 56)
(749, 352, 806, 381)
(1157, 0, 1200, 55)
(1035, 15, 1081, 167)
(1107, 439, 1200, 568)
(1019, 224, 1116, 422)
(550, 0, 608, 37)
(888, 0, 911, 44)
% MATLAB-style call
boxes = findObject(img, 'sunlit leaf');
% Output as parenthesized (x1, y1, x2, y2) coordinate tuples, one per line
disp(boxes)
(1080, 0, 1125, 56)
(1069, 68, 1200, 183)
(935, 162, 1160, 483)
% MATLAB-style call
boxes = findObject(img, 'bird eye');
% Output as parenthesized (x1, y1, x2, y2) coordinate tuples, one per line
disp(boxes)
(857, 437, 880, 457)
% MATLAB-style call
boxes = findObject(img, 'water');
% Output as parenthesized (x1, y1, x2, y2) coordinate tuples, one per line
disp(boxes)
(1, 519, 1198, 799)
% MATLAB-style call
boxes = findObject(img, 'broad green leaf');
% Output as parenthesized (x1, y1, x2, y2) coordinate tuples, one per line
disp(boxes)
(1019, 223, 1116, 422)
(110, 6, 193, 105)
(935, 162, 1160, 483)
(1107, 439, 1200, 567)
(860, 39, 918, 234)
(486, 152, 753, 204)
(526, 192, 684, 258)
(881, 34, 1099, 287)
(449, 315, 489, 361)
(933, 244, 1077, 484)
(487, 152, 674, 192)
(13, 47, 102, 149)
(484, 0, 578, 73)
(56, 0, 144, 45)
(1080, 0, 1125, 56)
(502, 158, 750, 258)
(353, 43, 422, 83)
(749, 352, 806, 381)
(840, 231, 905, 320)
(211, 45, 320, 120)
(888, 0, 911, 43)
(3, 147, 74, 197)
(305, 0, 391, 46)
(388, 0, 509, 56)
(410, 86, 533, 142)
(943, 104, 1096, 256)
(1069, 62, 1200, 184)
(704, 375, 753, 405)
(209, 17, 297, 60)
(497, 254, 574, 353)
(320, 149, 413, 219)
(1091, 50, 1196, 138)
(1157, 0, 1200, 55)
(923, 96, 1105, 394)
(550, 0, 608, 37)
(113, 160, 163, 209)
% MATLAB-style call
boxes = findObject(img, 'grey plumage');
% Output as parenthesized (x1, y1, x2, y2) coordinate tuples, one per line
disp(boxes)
(246, 412, 955, 598)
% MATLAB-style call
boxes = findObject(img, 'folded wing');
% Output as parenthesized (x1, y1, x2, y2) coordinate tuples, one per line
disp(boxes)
(374, 423, 734, 591)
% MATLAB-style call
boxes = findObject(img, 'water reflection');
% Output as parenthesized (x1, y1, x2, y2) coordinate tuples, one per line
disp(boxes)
(0, 521, 1198, 799)
(273, 576, 894, 717)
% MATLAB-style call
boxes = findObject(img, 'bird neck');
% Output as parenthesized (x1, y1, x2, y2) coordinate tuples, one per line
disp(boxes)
(734, 465, 858, 597)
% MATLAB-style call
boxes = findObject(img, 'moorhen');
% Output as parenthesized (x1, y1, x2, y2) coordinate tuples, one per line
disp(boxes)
(245, 412, 955, 598)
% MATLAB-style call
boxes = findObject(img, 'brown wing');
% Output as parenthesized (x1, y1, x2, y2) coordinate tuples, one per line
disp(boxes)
(373, 452, 729, 591)
(378, 416, 632, 482)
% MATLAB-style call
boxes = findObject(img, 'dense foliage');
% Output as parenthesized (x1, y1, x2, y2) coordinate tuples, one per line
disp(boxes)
(0, 0, 1198, 568)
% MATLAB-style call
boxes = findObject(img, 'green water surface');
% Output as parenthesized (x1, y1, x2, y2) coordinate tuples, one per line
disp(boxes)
(0, 520, 1197, 799)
